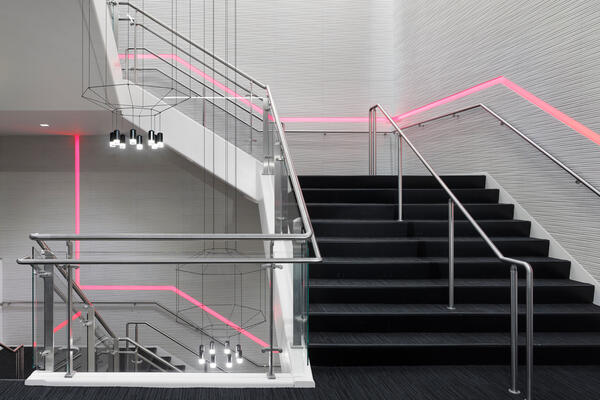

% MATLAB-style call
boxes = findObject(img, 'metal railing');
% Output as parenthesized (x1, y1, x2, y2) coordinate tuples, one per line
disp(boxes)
(0, 342, 25, 379)
(125, 321, 207, 372)
(21, 0, 318, 381)
(400, 103, 600, 199)
(369, 104, 534, 400)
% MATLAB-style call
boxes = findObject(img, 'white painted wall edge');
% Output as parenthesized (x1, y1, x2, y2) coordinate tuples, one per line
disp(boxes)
(483, 172, 600, 305)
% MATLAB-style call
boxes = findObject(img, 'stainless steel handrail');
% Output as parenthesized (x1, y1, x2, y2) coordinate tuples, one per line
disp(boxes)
(119, 337, 183, 372)
(126, 321, 211, 371)
(18, 256, 319, 265)
(266, 85, 321, 261)
(400, 103, 600, 199)
(117, 2, 266, 89)
(370, 104, 533, 400)
(30, 233, 309, 241)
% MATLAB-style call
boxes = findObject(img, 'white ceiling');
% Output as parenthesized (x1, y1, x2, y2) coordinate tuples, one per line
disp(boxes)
(0, 0, 112, 135)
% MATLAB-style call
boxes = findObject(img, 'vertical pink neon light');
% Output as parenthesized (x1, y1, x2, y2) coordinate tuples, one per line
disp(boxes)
(74, 135, 80, 283)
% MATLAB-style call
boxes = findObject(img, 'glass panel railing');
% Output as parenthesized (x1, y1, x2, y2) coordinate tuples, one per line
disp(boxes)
(285, 130, 397, 175)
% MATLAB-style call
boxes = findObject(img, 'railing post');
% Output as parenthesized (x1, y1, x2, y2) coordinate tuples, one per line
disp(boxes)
(65, 240, 75, 378)
(133, 10, 137, 85)
(447, 199, 455, 310)
(509, 264, 519, 395)
(86, 305, 96, 372)
(262, 98, 274, 175)
(134, 324, 139, 372)
(42, 251, 55, 371)
(397, 133, 403, 221)
(262, 242, 282, 379)
(526, 268, 534, 400)
(112, 338, 120, 372)
(368, 108, 378, 175)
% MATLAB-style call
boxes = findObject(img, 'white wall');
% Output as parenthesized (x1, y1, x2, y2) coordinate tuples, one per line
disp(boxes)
(126, 0, 396, 130)
(394, 0, 600, 187)
(392, 0, 600, 283)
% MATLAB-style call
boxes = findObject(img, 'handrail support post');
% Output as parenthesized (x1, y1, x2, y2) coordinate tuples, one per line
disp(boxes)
(509, 264, 520, 395)
(447, 199, 455, 310)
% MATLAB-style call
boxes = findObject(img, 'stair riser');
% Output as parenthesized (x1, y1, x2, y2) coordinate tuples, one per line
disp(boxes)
(309, 262, 571, 280)
(308, 346, 600, 366)
(307, 204, 514, 220)
(309, 286, 594, 304)
(315, 240, 549, 257)
(299, 175, 486, 189)
(313, 221, 531, 238)
(309, 314, 600, 333)
(303, 189, 499, 204)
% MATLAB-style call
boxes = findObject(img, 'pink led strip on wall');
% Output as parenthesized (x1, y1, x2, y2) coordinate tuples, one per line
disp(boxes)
(120, 53, 600, 144)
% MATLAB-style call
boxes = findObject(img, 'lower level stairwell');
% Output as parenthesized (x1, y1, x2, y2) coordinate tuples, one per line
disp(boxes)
(300, 175, 600, 367)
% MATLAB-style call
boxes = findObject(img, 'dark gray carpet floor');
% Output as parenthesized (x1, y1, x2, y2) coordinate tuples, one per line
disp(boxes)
(1, 365, 599, 400)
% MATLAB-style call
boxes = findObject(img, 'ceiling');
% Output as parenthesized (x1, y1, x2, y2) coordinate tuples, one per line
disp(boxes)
(0, 0, 112, 135)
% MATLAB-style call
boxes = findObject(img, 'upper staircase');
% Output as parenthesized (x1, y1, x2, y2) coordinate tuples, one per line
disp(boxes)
(301, 175, 600, 365)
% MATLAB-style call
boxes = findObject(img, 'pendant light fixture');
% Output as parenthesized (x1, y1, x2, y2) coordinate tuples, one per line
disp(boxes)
(235, 344, 243, 364)
(156, 132, 164, 148)
(148, 130, 155, 148)
(224, 341, 231, 355)
(226, 353, 233, 369)
(198, 344, 206, 365)
(109, 130, 117, 147)
(129, 128, 137, 145)
(136, 135, 143, 150)
(209, 354, 217, 369)
(114, 129, 121, 147)
(209, 341, 216, 355)
(119, 133, 126, 149)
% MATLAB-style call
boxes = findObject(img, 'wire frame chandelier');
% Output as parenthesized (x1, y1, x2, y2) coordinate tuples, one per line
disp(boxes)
(81, 0, 200, 151)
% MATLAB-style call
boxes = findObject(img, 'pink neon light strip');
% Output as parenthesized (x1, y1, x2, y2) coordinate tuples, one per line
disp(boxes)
(501, 78, 600, 146)
(393, 76, 505, 121)
(53, 311, 82, 334)
(79, 284, 269, 348)
(119, 53, 600, 145)
(74, 136, 81, 283)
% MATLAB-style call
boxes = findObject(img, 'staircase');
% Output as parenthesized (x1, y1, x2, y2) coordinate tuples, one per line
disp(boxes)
(301, 175, 600, 365)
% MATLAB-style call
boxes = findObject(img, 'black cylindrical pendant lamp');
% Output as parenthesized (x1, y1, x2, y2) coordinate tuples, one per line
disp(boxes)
(156, 132, 164, 148)
(109, 131, 116, 147)
(119, 134, 126, 149)
(129, 128, 137, 145)
(148, 130, 156, 147)
(136, 135, 143, 150)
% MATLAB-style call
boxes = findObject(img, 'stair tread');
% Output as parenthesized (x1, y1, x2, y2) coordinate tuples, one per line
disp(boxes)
(317, 256, 567, 264)
(309, 331, 600, 346)
(309, 303, 600, 315)
(312, 219, 530, 223)
(310, 278, 591, 288)
(307, 202, 506, 206)
(317, 237, 547, 243)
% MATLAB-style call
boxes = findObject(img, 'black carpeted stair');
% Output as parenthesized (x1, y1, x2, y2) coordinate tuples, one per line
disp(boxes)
(301, 175, 600, 366)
